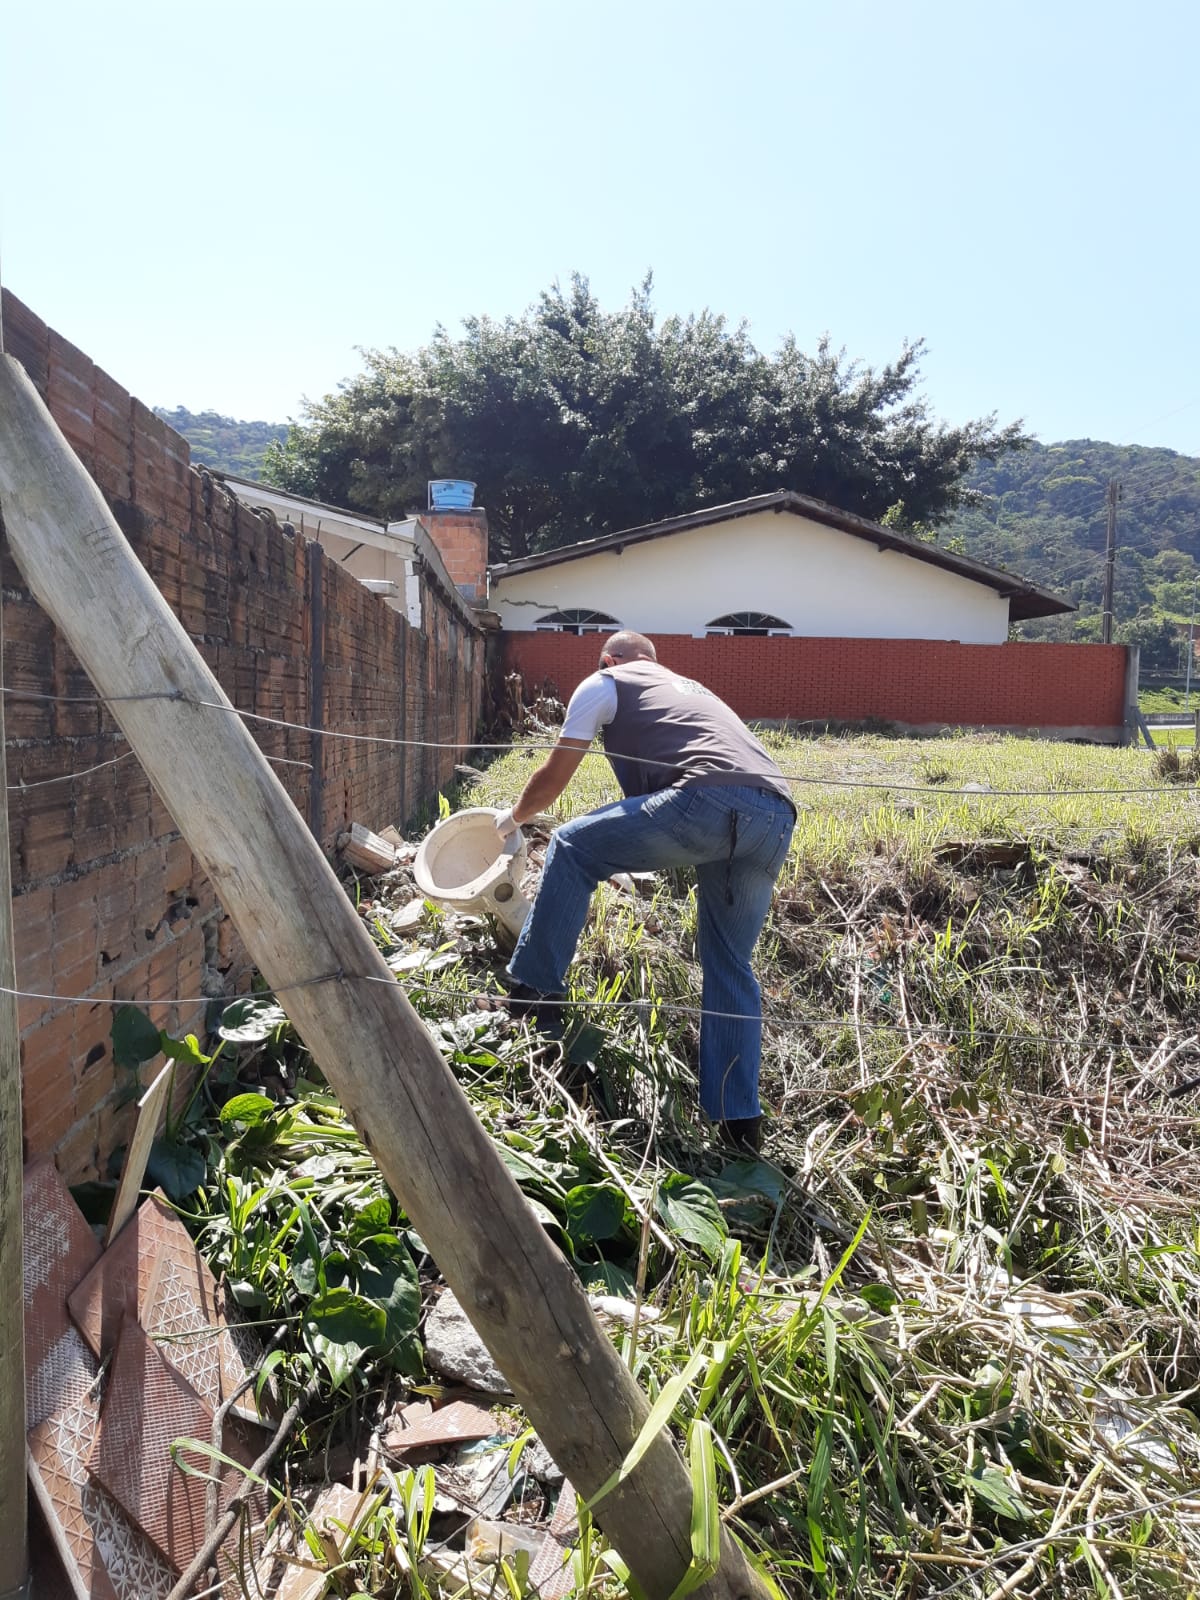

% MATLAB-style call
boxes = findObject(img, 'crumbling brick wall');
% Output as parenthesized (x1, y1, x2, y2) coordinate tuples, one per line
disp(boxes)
(1, 291, 485, 1178)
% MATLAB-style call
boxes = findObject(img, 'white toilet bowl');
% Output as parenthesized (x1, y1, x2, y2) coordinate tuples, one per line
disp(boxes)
(413, 808, 532, 945)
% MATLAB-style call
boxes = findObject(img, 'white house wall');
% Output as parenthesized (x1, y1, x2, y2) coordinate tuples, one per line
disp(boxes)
(492, 510, 1010, 643)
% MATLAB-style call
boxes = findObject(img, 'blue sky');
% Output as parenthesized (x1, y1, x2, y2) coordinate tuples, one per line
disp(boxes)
(4, 0, 1197, 453)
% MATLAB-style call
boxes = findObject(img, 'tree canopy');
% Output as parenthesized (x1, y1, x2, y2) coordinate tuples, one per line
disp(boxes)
(263, 275, 1027, 562)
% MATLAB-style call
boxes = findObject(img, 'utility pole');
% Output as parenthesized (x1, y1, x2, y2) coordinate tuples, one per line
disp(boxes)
(1101, 478, 1121, 645)
(1186, 576, 1197, 713)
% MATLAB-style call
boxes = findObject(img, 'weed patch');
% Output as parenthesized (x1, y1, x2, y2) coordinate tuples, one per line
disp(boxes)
(123, 733, 1200, 1597)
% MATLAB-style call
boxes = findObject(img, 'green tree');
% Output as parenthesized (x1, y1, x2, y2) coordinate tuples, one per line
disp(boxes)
(263, 274, 1027, 562)
(1116, 611, 1182, 673)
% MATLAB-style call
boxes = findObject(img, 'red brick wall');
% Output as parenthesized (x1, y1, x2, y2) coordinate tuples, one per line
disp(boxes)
(501, 631, 1130, 734)
(420, 509, 488, 603)
(1, 291, 485, 1178)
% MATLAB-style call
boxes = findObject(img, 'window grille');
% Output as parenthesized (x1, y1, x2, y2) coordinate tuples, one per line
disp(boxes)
(534, 609, 622, 636)
(705, 611, 792, 637)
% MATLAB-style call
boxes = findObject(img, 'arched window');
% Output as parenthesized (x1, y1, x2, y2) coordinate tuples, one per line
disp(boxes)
(534, 609, 622, 636)
(706, 612, 792, 636)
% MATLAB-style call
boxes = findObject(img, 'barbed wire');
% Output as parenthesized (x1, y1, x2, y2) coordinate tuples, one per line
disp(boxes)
(1, 685, 1194, 801)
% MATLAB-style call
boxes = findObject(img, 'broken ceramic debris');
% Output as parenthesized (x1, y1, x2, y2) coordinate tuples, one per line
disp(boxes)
(423, 1290, 511, 1394)
(252, 1483, 370, 1600)
(384, 1396, 496, 1454)
(68, 1190, 265, 1423)
(527, 1479, 579, 1600)
(87, 1317, 260, 1574)
(23, 1162, 176, 1600)
(338, 822, 399, 873)
(23, 1160, 103, 1430)
(28, 1388, 176, 1600)
(391, 897, 429, 931)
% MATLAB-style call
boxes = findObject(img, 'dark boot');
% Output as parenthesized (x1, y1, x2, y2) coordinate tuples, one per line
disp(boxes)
(503, 981, 566, 1041)
(718, 1115, 764, 1155)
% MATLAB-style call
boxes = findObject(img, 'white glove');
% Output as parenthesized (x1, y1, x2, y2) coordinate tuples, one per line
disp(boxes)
(494, 807, 521, 843)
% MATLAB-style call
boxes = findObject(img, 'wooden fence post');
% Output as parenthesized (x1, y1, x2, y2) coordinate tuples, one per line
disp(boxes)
(0, 354, 768, 1600)
(0, 564, 31, 1600)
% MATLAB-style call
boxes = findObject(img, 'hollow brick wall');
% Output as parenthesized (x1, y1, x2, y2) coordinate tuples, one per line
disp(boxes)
(421, 509, 489, 603)
(500, 631, 1130, 736)
(0, 291, 484, 1179)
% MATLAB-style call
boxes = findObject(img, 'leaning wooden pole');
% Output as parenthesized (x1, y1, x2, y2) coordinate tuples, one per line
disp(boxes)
(0, 354, 769, 1600)
(0, 545, 31, 1599)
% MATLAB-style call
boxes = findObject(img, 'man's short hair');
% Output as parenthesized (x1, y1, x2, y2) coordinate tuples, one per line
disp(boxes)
(601, 630, 656, 664)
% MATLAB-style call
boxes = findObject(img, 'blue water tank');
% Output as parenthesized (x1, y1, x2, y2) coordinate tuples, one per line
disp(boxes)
(428, 479, 476, 510)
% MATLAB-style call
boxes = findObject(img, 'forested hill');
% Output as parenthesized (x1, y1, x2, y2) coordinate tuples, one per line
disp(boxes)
(155, 407, 287, 480)
(943, 439, 1200, 650)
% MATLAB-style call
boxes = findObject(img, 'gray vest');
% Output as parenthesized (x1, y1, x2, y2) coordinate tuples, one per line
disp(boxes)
(600, 661, 793, 807)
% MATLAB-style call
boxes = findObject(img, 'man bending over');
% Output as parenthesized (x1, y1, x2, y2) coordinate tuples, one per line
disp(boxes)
(495, 631, 795, 1152)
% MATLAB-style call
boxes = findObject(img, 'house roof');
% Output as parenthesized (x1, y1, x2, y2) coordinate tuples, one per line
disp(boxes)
(489, 491, 1073, 622)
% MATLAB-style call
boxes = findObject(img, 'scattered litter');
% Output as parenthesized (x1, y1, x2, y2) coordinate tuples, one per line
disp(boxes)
(258, 1484, 367, 1600)
(388, 948, 462, 975)
(588, 1293, 660, 1327)
(607, 870, 658, 896)
(305, 1482, 377, 1575)
(1001, 1287, 1177, 1471)
(441, 1438, 518, 1519)
(423, 1291, 511, 1394)
(935, 839, 1031, 868)
(465, 1515, 544, 1563)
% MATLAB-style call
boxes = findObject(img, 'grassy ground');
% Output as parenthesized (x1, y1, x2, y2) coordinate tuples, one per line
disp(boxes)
(473, 733, 1200, 1596)
(1139, 685, 1200, 717)
(157, 732, 1200, 1599)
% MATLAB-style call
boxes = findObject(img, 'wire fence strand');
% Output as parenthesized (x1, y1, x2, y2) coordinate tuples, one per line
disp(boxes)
(2, 684, 1196, 800)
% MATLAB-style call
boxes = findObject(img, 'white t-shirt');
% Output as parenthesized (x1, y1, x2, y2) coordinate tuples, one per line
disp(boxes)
(560, 671, 618, 742)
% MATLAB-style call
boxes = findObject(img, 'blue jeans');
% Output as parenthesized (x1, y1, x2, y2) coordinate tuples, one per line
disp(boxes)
(507, 785, 795, 1121)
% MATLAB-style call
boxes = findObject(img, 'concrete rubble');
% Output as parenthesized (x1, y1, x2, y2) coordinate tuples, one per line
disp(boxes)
(423, 1289, 512, 1394)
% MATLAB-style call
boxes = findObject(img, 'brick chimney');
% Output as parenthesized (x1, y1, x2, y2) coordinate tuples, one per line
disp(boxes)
(419, 507, 489, 604)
